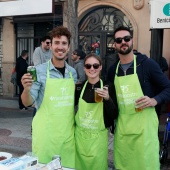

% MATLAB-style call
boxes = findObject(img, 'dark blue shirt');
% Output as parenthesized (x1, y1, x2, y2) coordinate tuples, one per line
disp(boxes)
(107, 54, 170, 105)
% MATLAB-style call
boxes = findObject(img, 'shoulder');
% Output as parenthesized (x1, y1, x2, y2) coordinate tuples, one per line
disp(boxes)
(36, 62, 48, 73)
(33, 47, 42, 53)
(137, 54, 160, 70)
(66, 62, 76, 74)
(75, 62, 84, 70)
(137, 54, 158, 66)
(136, 54, 148, 64)
(107, 63, 117, 82)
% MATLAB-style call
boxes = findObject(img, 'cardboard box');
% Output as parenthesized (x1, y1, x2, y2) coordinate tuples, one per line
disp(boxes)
(19, 155, 38, 170)
(0, 158, 25, 170)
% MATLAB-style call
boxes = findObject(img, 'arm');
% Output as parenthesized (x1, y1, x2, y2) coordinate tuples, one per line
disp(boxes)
(136, 58, 170, 109)
(103, 97, 118, 133)
(148, 58, 170, 104)
(103, 84, 118, 134)
(104, 84, 118, 118)
(76, 65, 86, 83)
(75, 83, 83, 107)
(21, 73, 34, 106)
(104, 97, 118, 120)
(96, 84, 118, 127)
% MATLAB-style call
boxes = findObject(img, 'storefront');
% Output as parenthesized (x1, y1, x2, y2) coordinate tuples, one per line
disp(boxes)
(0, 0, 63, 96)
(78, 5, 133, 79)
(0, 0, 170, 97)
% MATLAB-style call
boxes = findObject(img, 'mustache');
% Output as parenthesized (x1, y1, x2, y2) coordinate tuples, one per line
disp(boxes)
(120, 44, 128, 48)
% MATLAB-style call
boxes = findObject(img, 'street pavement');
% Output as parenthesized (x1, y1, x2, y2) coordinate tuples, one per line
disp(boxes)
(0, 97, 170, 169)
(0, 97, 32, 157)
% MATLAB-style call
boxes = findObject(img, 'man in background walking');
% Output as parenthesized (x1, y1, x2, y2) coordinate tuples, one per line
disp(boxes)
(15, 50, 29, 110)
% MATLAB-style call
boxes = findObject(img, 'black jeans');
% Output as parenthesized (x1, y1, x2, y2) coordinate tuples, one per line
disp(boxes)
(17, 82, 26, 109)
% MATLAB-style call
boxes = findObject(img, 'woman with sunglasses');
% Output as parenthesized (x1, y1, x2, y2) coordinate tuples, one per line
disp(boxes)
(75, 53, 118, 170)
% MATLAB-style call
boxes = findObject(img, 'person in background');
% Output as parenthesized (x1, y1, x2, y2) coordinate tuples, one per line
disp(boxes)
(155, 56, 169, 119)
(75, 53, 118, 170)
(15, 50, 29, 110)
(72, 49, 87, 108)
(32, 35, 52, 66)
(21, 26, 77, 168)
(71, 49, 86, 84)
(107, 26, 170, 170)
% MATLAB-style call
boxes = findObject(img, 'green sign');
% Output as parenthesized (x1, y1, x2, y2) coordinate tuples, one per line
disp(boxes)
(163, 3, 170, 16)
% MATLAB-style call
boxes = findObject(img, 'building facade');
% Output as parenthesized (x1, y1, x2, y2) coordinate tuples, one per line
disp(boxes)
(0, 0, 170, 97)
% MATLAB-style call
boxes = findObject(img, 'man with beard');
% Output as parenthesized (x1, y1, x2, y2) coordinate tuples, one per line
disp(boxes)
(21, 26, 77, 168)
(107, 26, 170, 170)
(33, 35, 52, 66)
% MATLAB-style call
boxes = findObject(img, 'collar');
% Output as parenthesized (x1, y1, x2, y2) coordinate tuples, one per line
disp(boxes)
(49, 59, 69, 74)
(86, 80, 101, 89)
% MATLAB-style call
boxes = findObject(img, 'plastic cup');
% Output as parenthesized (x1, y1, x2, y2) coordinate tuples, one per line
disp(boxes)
(94, 88, 102, 102)
(135, 106, 143, 112)
(135, 100, 143, 112)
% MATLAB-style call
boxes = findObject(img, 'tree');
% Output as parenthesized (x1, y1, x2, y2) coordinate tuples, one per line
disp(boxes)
(63, 0, 79, 65)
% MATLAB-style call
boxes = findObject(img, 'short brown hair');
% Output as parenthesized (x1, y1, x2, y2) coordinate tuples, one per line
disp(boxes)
(113, 26, 133, 39)
(49, 26, 71, 44)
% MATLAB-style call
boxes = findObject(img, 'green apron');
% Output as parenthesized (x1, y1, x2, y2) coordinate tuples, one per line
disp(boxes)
(32, 61, 75, 168)
(75, 80, 108, 170)
(114, 56, 160, 170)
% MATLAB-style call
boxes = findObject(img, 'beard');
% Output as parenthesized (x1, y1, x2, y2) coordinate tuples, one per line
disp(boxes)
(116, 43, 133, 55)
(45, 46, 50, 50)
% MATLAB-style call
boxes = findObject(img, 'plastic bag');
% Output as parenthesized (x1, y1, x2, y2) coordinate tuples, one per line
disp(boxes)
(10, 68, 17, 86)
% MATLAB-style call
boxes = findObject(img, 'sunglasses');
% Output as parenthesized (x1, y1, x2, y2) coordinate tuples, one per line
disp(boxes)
(46, 42, 51, 45)
(85, 63, 100, 69)
(114, 35, 132, 44)
(72, 52, 77, 55)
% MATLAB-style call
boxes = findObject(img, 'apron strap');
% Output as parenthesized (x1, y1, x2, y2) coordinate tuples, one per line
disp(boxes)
(134, 55, 136, 73)
(47, 61, 50, 79)
(80, 79, 103, 99)
(116, 55, 137, 74)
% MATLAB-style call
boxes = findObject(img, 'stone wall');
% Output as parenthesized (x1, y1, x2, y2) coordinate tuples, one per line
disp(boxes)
(2, 18, 16, 97)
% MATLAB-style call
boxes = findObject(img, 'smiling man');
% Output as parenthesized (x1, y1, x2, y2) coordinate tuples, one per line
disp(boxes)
(107, 26, 170, 170)
(21, 26, 77, 168)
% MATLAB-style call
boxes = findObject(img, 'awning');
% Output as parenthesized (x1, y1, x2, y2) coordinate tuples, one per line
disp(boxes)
(13, 14, 63, 23)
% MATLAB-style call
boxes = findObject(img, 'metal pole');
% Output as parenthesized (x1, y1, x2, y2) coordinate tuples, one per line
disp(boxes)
(150, 29, 164, 67)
